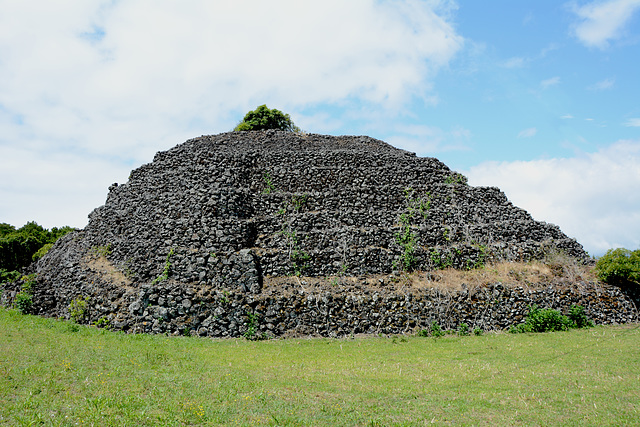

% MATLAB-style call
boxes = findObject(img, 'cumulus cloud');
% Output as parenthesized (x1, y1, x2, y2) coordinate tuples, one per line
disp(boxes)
(466, 140, 640, 255)
(624, 118, 640, 126)
(569, 0, 640, 49)
(0, 0, 463, 228)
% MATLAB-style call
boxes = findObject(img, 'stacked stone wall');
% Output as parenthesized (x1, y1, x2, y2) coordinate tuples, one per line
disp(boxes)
(2, 274, 636, 338)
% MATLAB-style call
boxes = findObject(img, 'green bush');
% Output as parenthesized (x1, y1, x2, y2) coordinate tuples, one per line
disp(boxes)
(568, 304, 595, 328)
(595, 248, 640, 289)
(13, 274, 37, 314)
(14, 292, 33, 314)
(234, 105, 299, 132)
(511, 304, 593, 333)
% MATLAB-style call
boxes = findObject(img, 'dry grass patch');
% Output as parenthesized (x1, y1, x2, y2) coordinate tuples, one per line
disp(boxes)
(263, 259, 597, 296)
(85, 253, 134, 290)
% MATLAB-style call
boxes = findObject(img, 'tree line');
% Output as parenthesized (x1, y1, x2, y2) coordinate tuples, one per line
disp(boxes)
(0, 222, 74, 281)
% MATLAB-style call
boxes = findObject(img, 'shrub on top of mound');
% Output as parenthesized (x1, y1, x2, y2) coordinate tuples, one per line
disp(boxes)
(233, 105, 299, 132)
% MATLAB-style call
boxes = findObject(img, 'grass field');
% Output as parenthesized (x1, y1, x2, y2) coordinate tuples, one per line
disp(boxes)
(1, 308, 639, 426)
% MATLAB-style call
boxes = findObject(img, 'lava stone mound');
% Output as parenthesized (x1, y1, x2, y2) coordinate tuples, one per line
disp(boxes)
(25, 130, 601, 334)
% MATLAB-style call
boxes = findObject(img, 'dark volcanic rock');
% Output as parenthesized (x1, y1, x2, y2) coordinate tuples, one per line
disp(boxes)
(5, 130, 629, 336)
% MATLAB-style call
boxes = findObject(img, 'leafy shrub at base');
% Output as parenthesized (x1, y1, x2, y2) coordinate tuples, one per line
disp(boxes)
(511, 304, 593, 333)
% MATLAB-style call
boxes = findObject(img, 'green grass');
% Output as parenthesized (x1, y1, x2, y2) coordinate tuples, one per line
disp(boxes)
(1, 308, 639, 426)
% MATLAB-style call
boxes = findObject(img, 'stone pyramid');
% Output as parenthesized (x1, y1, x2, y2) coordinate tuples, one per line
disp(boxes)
(26, 130, 611, 336)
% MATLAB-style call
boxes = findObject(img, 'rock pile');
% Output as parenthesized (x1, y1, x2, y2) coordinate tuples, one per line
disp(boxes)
(3, 130, 635, 336)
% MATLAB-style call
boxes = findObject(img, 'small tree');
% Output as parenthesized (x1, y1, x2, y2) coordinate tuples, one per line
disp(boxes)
(234, 105, 298, 132)
(595, 248, 640, 289)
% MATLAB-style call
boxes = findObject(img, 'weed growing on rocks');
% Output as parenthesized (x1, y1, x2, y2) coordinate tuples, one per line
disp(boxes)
(90, 244, 112, 258)
(152, 248, 174, 285)
(394, 187, 431, 272)
(68, 296, 90, 323)
(262, 172, 275, 194)
(444, 172, 468, 185)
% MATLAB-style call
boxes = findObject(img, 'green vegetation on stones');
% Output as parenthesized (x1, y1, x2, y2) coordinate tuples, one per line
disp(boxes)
(429, 249, 453, 270)
(417, 321, 446, 338)
(279, 229, 310, 276)
(444, 172, 468, 185)
(152, 248, 174, 285)
(91, 243, 112, 258)
(32, 243, 53, 262)
(458, 322, 470, 336)
(394, 187, 431, 272)
(14, 290, 33, 315)
(94, 316, 111, 330)
(0, 269, 21, 284)
(262, 172, 276, 194)
(243, 311, 268, 341)
(278, 195, 312, 276)
(568, 304, 595, 328)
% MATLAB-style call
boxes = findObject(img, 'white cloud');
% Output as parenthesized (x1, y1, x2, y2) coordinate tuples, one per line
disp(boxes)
(517, 127, 538, 138)
(561, 114, 575, 119)
(541, 76, 561, 89)
(624, 118, 640, 126)
(569, 0, 640, 49)
(0, 0, 463, 228)
(588, 77, 615, 90)
(466, 140, 640, 256)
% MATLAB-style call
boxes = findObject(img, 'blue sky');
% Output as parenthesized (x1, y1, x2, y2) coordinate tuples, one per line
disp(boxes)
(1, 0, 639, 256)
